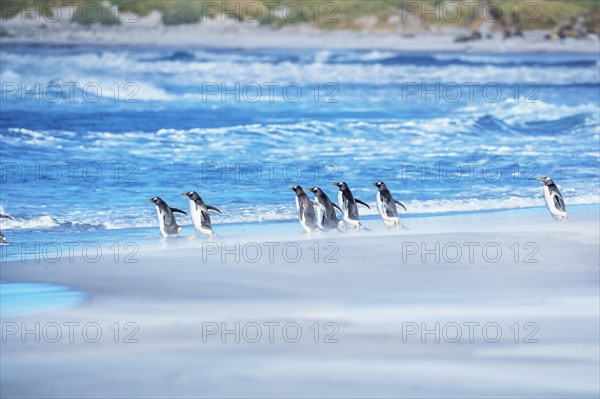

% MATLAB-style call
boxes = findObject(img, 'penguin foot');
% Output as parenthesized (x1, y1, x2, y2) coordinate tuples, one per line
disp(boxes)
(358, 223, 371, 231)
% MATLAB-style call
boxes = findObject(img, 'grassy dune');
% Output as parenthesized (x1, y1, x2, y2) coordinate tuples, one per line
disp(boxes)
(1, 0, 598, 31)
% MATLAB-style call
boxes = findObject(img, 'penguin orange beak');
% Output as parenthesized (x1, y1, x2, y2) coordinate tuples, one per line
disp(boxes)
(536, 177, 544, 181)
(147, 199, 154, 202)
(181, 192, 190, 197)
(371, 182, 378, 186)
(333, 183, 340, 187)
(289, 187, 295, 191)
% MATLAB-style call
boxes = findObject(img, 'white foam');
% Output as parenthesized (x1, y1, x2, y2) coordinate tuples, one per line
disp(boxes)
(0, 215, 58, 230)
(471, 98, 600, 123)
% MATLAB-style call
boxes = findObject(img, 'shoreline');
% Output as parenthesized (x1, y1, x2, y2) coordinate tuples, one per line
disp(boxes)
(1, 203, 597, 269)
(2, 24, 599, 54)
(1, 204, 599, 263)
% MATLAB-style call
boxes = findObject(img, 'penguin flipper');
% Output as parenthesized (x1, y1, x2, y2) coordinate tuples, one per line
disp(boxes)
(552, 194, 566, 213)
(207, 205, 223, 214)
(332, 203, 343, 214)
(394, 200, 408, 212)
(170, 207, 188, 215)
(355, 199, 371, 209)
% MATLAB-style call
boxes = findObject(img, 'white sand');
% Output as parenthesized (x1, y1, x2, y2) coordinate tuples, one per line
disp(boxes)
(1, 18, 599, 54)
(1, 205, 599, 397)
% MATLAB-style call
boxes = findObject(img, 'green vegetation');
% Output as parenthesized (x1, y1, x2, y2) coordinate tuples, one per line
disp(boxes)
(72, 0, 119, 25)
(1, 0, 598, 31)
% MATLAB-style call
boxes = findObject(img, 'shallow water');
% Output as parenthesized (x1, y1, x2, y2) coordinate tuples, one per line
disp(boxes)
(0, 282, 86, 318)
(0, 45, 598, 244)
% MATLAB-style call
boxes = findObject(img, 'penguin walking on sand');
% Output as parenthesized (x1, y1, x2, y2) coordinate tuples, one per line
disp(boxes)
(147, 197, 187, 238)
(290, 186, 320, 233)
(307, 187, 344, 230)
(537, 176, 568, 221)
(372, 181, 407, 227)
(182, 191, 222, 237)
(333, 182, 370, 229)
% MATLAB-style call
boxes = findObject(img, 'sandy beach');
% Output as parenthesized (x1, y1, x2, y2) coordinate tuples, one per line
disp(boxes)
(2, 18, 599, 54)
(1, 205, 599, 398)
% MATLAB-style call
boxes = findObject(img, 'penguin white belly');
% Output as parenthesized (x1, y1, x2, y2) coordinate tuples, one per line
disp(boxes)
(337, 191, 344, 213)
(295, 196, 312, 233)
(189, 202, 204, 229)
(377, 193, 399, 226)
(315, 200, 324, 229)
(542, 187, 567, 219)
(189, 201, 214, 235)
(338, 192, 353, 225)
(155, 206, 168, 238)
(376, 192, 384, 217)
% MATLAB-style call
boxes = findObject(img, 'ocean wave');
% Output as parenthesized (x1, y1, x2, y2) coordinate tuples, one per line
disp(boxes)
(432, 54, 599, 68)
(2, 106, 595, 162)
(1, 49, 598, 96)
(0, 205, 106, 231)
(0, 214, 58, 230)
(463, 99, 599, 124)
(401, 194, 600, 215)
(149, 61, 600, 87)
(143, 49, 600, 68)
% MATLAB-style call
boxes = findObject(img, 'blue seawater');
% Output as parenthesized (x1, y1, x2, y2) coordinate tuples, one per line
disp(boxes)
(0, 281, 86, 318)
(0, 45, 598, 247)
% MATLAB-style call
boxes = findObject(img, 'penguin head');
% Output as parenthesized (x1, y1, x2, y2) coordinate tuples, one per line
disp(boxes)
(182, 191, 202, 201)
(306, 187, 321, 195)
(372, 181, 387, 190)
(147, 197, 164, 205)
(537, 176, 554, 186)
(290, 185, 305, 195)
(333, 182, 348, 191)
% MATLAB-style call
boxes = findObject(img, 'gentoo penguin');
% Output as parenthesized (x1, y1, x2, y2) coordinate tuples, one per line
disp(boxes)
(147, 197, 187, 238)
(181, 191, 222, 237)
(307, 187, 344, 230)
(372, 181, 407, 227)
(333, 182, 370, 229)
(537, 177, 568, 221)
(290, 186, 320, 233)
